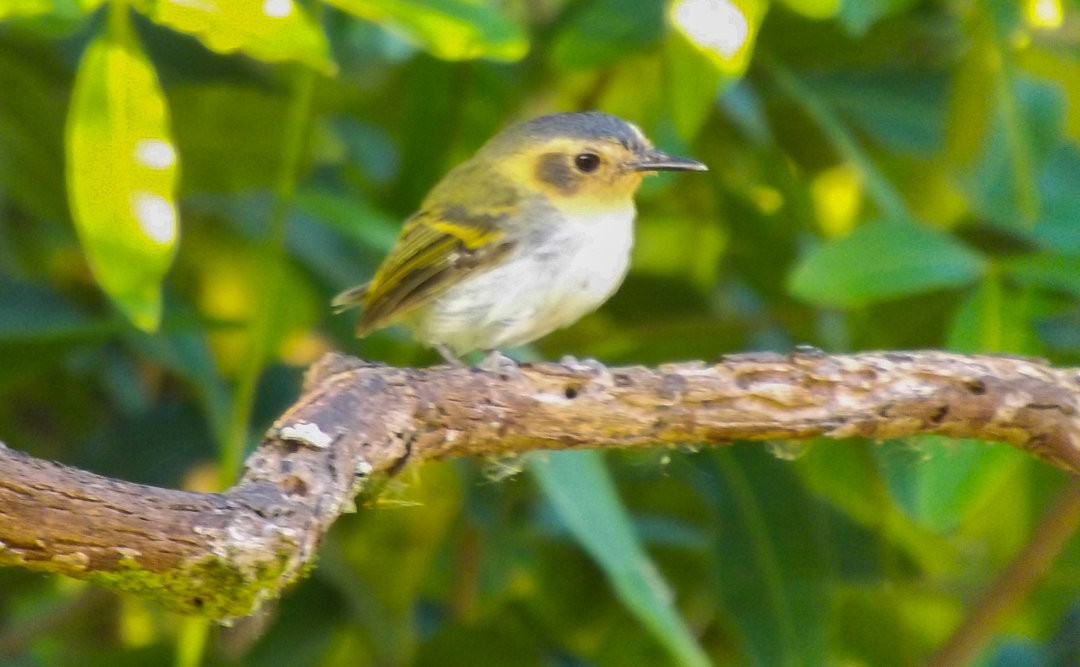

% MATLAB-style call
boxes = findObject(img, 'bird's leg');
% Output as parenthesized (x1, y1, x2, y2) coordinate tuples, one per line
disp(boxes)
(479, 349, 520, 375)
(434, 344, 466, 368)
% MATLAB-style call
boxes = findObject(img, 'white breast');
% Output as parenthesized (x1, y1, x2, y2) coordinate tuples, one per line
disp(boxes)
(413, 204, 636, 355)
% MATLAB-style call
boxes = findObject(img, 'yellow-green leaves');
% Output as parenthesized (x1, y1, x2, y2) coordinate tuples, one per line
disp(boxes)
(66, 5, 178, 331)
(327, 0, 528, 62)
(134, 0, 333, 73)
(776, 0, 839, 19)
(0, 0, 53, 20)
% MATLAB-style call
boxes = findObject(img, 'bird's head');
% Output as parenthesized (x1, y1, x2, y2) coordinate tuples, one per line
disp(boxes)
(480, 112, 707, 211)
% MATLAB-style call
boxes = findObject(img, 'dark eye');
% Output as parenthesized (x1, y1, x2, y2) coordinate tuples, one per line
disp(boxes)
(574, 152, 601, 173)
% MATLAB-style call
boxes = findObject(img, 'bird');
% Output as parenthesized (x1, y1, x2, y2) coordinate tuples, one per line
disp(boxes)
(332, 111, 707, 367)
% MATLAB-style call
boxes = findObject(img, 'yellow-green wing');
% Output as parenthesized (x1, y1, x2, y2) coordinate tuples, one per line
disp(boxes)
(348, 207, 514, 336)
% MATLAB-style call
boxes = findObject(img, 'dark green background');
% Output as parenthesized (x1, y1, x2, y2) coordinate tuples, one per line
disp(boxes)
(2, 0, 1079, 665)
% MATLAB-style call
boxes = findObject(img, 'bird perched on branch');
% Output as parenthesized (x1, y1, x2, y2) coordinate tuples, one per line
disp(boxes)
(333, 111, 707, 367)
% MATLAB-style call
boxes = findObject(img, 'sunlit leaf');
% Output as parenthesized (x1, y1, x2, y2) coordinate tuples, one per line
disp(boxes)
(776, 0, 839, 19)
(0, 1, 95, 42)
(0, 0, 104, 20)
(530, 451, 711, 667)
(327, 0, 528, 62)
(133, 0, 334, 73)
(66, 5, 179, 331)
(0, 0, 56, 20)
(668, 0, 766, 78)
(789, 220, 986, 308)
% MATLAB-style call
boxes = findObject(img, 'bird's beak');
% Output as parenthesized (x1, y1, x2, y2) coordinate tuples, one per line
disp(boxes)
(630, 149, 708, 172)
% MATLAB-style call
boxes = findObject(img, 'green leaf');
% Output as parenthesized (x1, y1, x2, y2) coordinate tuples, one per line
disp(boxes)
(776, 0, 839, 19)
(947, 276, 1042, 355)
(766, 58, 912, 221)
(685, 448, 831, 666)
(551, 0, 666, 71)
(1032, 146, 1080, 254)
(663, 28, 724, 139)
(0, 281, 112, 343)
(788, 220, 986, 308)
(811, 71, 948, 155)
(134, 0, 334, 73)
(795, 442, 955, 576)
(838, 0, 919, 35)
(168, 85, 291, 193)
(1003, 254, 1080, 302)
(131, 329, 235, 452)
(887, 437, 1027, 533)
(327, 0, 528, 62)
(0, 0, 103, 22)
(66, 5, 179, 331)
(0, 0, 47, 19)
(962, 77, 1064, 229)
(0, 42, 69, 222)
(294, 188, 399, 253)
(530, 451, 711, 667)
(944, 30, 998, 167)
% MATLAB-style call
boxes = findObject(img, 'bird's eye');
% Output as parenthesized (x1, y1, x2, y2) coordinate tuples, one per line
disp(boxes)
(574, 152, 601, 173)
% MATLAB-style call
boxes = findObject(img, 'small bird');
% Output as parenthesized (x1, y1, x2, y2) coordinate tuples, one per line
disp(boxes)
(332, 111, 707, 367)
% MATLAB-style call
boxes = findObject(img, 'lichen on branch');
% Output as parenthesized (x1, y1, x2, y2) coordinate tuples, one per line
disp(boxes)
(2, 350, 1079, 618)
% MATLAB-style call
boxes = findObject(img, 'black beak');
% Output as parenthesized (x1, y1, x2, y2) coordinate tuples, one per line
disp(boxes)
(631, 149, 708, 172)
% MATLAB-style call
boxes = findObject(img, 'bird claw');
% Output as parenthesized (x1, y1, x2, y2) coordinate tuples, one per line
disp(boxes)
(479, 350, 521, 376)
(559, 355, 607, 375)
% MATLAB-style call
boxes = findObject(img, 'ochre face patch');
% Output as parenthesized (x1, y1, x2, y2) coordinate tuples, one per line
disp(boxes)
(526, 138, 646, 203)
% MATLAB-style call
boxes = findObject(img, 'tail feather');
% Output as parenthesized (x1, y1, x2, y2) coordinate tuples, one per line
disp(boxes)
(331, 283, 370, 314)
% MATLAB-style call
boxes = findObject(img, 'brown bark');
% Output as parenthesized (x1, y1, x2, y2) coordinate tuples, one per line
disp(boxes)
(1, 350, 1079, 619)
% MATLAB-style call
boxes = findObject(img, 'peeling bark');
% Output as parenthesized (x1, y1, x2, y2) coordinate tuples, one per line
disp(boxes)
(1, 350, 1079, 618)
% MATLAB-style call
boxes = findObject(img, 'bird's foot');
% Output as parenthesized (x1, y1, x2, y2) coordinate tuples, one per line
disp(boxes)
(559, 354, 608, 375)
(479, 350, 521, 376)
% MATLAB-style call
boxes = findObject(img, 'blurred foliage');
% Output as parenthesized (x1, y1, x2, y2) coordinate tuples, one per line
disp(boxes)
(2, 0, 1080, 665)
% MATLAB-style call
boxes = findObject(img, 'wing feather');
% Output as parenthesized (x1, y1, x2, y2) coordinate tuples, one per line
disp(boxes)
(343, 207, 515, 336)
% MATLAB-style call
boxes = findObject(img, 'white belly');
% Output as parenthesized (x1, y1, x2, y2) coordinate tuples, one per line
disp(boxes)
(412, 205, 636, 355)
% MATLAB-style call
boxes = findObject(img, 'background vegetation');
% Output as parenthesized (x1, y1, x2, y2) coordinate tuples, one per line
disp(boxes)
(2, 0, 1079, 665)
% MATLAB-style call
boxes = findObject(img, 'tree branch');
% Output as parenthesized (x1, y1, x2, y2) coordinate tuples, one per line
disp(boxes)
(2, 350, 1079, 618)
